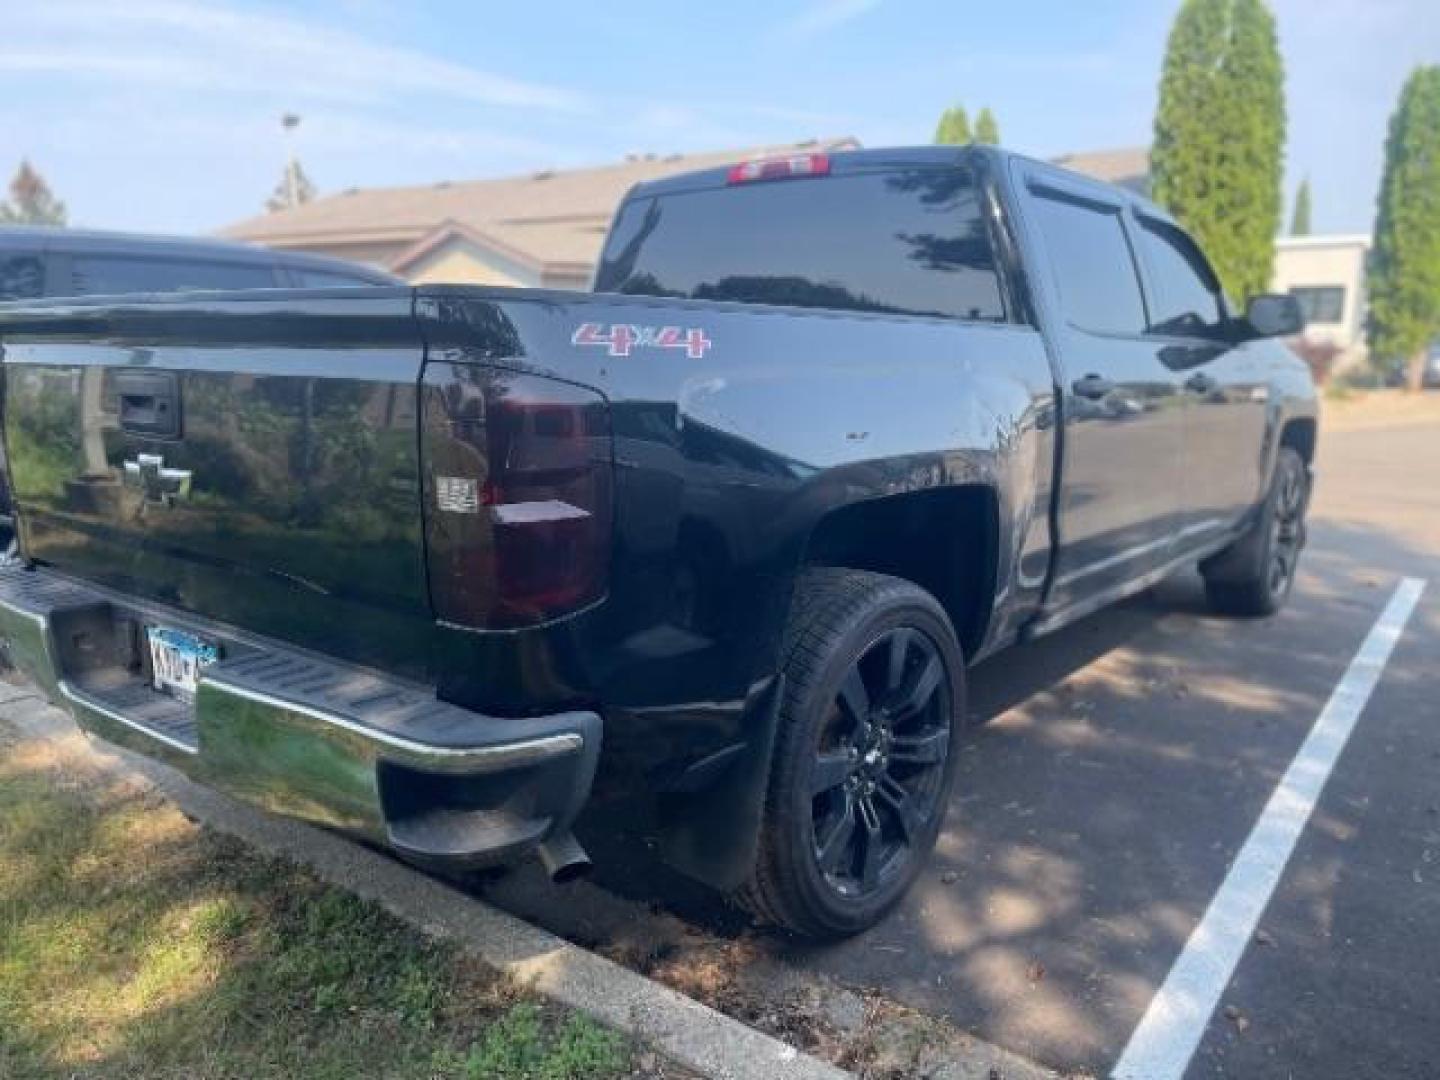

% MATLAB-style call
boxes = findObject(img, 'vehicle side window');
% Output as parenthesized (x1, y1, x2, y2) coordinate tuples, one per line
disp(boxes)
(0, 253, 45, 300)
(70, 256, 278, 296)
(1136, 217, 1224, 335)
(595, 168, 1006, 322)
(1029, 191, 1146, 335)
(293, 268, 379, 288)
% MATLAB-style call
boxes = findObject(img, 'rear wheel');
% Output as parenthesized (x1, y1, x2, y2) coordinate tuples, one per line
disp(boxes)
(1202, 446, 1310, 616)
(738, 569, 963, 938)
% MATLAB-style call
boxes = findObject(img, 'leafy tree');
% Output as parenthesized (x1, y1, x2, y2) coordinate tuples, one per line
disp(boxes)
(0, 160, 67, 226)
(1367, 65, 1440, 393)
(1290, 176, 1311, 235)
(974, 107, 1001, 145)
(1151, 0, 1285, 302)
(266, 159, 316, 213)
(934, 106, 971, 145)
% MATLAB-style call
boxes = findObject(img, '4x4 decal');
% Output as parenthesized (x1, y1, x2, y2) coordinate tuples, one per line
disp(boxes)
(572, 322, 713, 359)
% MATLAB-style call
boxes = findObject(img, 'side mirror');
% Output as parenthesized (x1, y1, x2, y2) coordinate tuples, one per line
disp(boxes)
(1243, 293, 1305, 339)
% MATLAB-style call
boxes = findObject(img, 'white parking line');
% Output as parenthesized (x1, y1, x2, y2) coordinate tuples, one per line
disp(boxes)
(1112, 576, 1428, 1080)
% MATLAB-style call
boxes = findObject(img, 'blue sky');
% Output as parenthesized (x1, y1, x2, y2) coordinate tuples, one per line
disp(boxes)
(3, 0, 1435, 236)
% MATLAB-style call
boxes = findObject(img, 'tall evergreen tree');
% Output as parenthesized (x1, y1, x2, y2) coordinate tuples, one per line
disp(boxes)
(1290, 176, 1312, 235)
(1368, 65, 1440, 393)
(1151, 0, 1285, 302)
(975, 107, 1001, 145)
(0, 160, 67, 226)
(934, 106, 971, 145)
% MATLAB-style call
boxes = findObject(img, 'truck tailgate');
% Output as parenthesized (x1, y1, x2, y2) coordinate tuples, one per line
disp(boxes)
(0, 291, 434, 674)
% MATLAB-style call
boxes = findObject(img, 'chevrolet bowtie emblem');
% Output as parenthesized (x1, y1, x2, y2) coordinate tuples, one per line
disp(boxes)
(122, 453, 192, 507)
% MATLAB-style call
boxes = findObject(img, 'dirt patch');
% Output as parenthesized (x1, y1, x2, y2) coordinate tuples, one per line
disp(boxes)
(500, 872, 1071, 1079)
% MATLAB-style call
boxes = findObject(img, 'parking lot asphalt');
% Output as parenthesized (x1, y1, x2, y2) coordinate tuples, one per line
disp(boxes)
(488, 416, 1440, 1080)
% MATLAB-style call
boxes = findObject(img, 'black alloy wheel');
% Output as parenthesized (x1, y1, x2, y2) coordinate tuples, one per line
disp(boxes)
(1203, 445, 1310, 616)
(809, 627, 951, 898)
(1266, 452, 1307, 602)
(738, 568, 964, 938)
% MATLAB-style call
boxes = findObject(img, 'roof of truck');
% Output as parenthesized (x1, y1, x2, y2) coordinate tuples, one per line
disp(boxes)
(627, 144, 1172, 222)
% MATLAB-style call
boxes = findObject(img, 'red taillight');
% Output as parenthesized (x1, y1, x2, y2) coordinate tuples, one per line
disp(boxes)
(422, 368, 612, 630)
(726, 153, 831, 185)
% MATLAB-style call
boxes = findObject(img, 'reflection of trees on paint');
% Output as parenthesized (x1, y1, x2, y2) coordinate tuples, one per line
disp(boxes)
(6, 371, 81, 500)
(426, 297, 525, 358)
(177, 374, 415, 542)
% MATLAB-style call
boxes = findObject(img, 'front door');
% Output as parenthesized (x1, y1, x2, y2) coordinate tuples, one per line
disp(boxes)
(1130, 212, 1270, 541)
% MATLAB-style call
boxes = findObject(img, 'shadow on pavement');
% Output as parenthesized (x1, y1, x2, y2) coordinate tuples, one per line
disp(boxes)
(476, 509, 1437, 1074)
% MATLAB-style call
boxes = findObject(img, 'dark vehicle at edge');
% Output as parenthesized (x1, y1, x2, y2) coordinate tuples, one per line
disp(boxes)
(0, 147, 1315, 937)
(0, 225, 399, 301)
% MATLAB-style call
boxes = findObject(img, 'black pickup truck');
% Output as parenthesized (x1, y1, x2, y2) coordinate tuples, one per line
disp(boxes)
(0, 146, 1314, 936)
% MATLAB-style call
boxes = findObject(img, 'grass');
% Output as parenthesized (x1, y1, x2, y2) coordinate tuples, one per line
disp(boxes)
(0, 754, 638, 1079)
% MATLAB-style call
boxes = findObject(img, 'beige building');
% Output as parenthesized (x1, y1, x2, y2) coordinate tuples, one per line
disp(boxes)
(1271, 234, 1371, 371)
(1050, 146, 1151, 195)
(223, 138, 860, 289)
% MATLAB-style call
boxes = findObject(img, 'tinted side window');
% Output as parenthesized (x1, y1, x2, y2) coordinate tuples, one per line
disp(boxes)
(1029, 191, 1146, 335)
(70, 256, 278, 296)
(1137, 217, 1223, 334)
(595, 169, 1005, 321)
(0, 253, 45, 300)
(293, 268, 379, 288)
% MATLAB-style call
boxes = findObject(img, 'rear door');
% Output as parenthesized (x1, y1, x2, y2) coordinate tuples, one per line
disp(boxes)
(1014, 170, 1187, 614)
(1, 291, 435, 676)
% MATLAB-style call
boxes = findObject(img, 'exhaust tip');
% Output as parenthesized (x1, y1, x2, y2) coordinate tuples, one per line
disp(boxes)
(537, 831, 592, 884)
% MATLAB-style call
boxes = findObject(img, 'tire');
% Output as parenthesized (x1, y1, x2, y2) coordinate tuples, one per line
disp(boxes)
(1202, 446, 1310, 617)
(737, 568, 964, 938)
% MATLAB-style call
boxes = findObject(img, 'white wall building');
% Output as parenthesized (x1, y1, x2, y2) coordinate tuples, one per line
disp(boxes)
(1271, 234, 1371, 372)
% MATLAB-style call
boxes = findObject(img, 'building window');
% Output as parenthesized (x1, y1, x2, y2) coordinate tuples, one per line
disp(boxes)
(1290, 285, 1345, 325)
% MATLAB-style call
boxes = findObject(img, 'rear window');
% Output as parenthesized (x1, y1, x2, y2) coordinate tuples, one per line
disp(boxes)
(0, 253, 45, 300)
(1029, 191, 1146, 336)
(70, 255, 278, 296)
(291, 267, 382, 288)
(595, 169, 1006, 322)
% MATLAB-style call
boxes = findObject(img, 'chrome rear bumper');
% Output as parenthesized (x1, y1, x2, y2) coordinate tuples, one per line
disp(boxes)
(0, 564, 600, 868)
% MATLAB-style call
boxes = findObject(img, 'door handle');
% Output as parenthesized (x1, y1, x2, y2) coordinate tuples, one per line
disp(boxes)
(1071, 373, 1115, 400)
(115, 370, 180, 438)
(1185, 371, 1218, 395)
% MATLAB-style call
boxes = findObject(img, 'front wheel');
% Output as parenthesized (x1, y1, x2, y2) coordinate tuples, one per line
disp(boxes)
(1202, 446, 1310, 616)
(737, 569, 963, 938)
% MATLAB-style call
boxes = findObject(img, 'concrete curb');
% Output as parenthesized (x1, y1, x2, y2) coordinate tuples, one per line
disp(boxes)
(3, 693, 849, 1080)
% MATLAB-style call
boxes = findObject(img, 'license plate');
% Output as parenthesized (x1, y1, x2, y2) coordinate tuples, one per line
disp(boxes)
(146, 626, 219, 699)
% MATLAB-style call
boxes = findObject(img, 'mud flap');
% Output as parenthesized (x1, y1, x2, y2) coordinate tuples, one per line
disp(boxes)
(657, 674, 784, 892)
